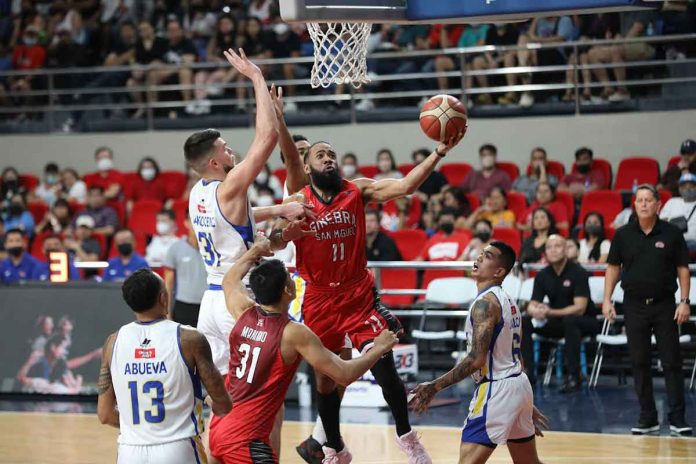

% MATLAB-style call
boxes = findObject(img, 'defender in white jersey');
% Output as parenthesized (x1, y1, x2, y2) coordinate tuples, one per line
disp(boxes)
(97, 269, 232, 464)
(410, 242, 549, 464)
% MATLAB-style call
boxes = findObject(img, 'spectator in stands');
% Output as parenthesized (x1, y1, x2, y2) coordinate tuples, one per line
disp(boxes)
(126, 156, 167, 213)
(267, 15, 302, 111)
(417, 207, 470, 262)
(181, 166, 200, 201)
(441, 186, 472, 230)
(365, 209, 402, 262)
(519, 207, 558, 264)
(33, 235, 80, 281)
(60, 168, 87, 204)
(566, 237, 580, 262)
(660, 173, 696, 253)
(64, 215, 102, 277)
(340, 153, 362, 181)
(127, 20, 168, 119)
(428, 25, 464, 91)
(412, 148, 448, 200)
(1, 167, 26, 204)
(512, 147, 559, 203)
(0, 218, 5, 260)
(103, 229, 149, 282)
(145, 209, 178, 267)
(522, 234, 598, 391)
(185, 0, 217, 54)
(518, 182, 569, 232)
(32, 162, 61, 206)
(239, 16, 273, 65)
(249, 164, 283, 203)
(458, 219, 493, 261)
(578, 212, 611, 263)
(433, 24, 489, 101)
(76, 186, 119, 237)
(84, 146, 123, 200)
(460, 144, 511, 198)
(660, 139, 696, 197)
(3, 193, 35, 238)
(9, 25, 46, 112)
(0, 228, 41, 283)
(482, 23, 521, 105)
(248, 0, 274, 22)
(464, 186, 515, 229)
(34, 198, 73, 235)
(559, 147, 607, 207)
(374, 149, 403, 181)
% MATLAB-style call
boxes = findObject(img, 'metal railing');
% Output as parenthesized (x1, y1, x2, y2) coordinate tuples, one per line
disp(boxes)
(1, 33, 694, 131)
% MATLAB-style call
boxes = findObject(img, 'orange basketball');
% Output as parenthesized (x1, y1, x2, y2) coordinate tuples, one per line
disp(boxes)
(419, 94, 468, 142)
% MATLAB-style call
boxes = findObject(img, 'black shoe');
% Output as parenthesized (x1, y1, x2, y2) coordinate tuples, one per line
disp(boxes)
(296, 435, 325, 464)
(631, 420, 660, 435)
(559, 376, 581, 394)
(670, 419, 693, 437)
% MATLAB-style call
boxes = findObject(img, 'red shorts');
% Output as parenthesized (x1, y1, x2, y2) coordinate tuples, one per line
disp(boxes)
(209, 415, 277, 464)
(302, 272, 403, 353)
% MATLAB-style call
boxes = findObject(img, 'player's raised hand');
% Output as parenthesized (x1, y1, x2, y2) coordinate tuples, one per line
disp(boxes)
(532, 405, 550, 437)
(373, 329, 398, 354)
(270, 84, 284, 119)
(280, 201, 316, 221)
(281, 219, 315, 242)
(436, 129, 466, 156)
(251, 234, 274, 257)
(408, 381, 438, 415)
(223, 48, 261, 79)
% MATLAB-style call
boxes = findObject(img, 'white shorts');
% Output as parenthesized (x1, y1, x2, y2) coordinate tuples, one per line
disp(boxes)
(118, 436, 207, 464)
(461, 373, 534, 447)
(197, 289, 236, 375)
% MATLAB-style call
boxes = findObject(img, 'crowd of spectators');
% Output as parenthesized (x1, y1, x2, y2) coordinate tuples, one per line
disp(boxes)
(0, 2, 694, 124)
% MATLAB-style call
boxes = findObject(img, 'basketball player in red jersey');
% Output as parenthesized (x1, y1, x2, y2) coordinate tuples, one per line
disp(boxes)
(209, 235, 398, 464)
(271, 132, 464, 464)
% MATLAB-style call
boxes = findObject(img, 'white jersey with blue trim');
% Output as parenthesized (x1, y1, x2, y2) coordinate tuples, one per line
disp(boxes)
(189, 178, 256, 286)
(464, 285, 523, 384)
(111, 319, 204, 445)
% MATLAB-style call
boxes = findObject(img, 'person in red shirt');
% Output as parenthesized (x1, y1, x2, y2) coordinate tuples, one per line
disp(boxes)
(417, 207, 471, 261)
(83, 146, 124, 200)
(428, 24, 464, 90)
(559, 147, 608, 203)
(9, 26, 46, 109)
(125, 157, 168, 213)
(518, 182, 569, 232)
(210, 235, 397, 464)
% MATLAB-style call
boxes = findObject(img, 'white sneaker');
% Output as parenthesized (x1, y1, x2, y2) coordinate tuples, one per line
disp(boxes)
(396, 430, 432, 464)
(196, 99, 212, 115)
(284, 100, 299, 112)
(185, 102, 199, 115)
(322, 445, 352, 464)
(519, 92, 534, 108)
(608, 91, 630, 102)
(206, 84, 223, 96)
(355, 98, 374, 111)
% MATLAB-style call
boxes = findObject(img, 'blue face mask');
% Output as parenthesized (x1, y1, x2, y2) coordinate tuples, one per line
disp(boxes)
(46, 174, 59, 184)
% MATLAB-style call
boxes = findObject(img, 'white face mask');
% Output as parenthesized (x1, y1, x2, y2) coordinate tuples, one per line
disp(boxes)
(256, 195, 275, 207)
(481, 155, 496, 169)
(141, 167, 156, 181)
(256, 171, 268, 184)
(156, 221, 172, 235)
(97, 158, 113, 171)
(342, 165, 356, 177)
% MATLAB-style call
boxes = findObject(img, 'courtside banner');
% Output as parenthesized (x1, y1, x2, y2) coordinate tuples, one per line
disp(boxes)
(0, 282, 132, 395)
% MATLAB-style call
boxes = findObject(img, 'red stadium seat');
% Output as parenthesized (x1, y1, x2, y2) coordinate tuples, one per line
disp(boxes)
(19, 174, 40, 192)
(465, 193, 480, 211)
(668, 156, 680, 169)
(382, 196, 422, 229)
(398, 163, 415, 176)
(525, 160, 566, 179)
(106, 200, 126, 226)
(273, 168, 287, 186)
(390, 229, 427, 261)
(491, 227, 522, 255)
(379, 269, 417, 307)
(497, 162, 520, 182)
(170, 198, 188, 232)
(127, 200, 162, 236)
(27, 201, 49, 223)
(360, 165, 379, 179)
(614, 157, 660, 191)
(31, 231, 52, 259)
(572, 158, 613, 188)
(90, 232, 108, 260)
(440, 162, 473, 186)
(122, 171, 140, 185)
(658, 189, 672, 204)
(506, 191, 527, 223)
(578, 190, 623, 226)
(555, 190, 575, 221)
(159, 171, 187, 199)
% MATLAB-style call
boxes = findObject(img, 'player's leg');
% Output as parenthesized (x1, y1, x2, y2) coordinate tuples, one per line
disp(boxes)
(506, 374, 540, 464)
(507, 437, 542, 464)
(269, 404, 284, 456)
(458, 442, 495, 464)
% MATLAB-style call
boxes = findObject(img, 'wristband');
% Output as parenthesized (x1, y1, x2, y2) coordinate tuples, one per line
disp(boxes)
(680, 298, 690, 305)
(435, 147, 446, 158)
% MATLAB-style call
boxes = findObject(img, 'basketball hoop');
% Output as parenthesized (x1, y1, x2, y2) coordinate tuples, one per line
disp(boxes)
(306, 22, 372, 89)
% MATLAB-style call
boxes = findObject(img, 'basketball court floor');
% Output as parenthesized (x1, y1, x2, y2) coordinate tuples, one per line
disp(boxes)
(1, 380, 694, 463)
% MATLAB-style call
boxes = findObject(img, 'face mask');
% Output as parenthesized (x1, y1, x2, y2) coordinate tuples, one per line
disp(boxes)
(256, 171, 268, 184)
(46, 174, 59, 185)
(342, 165, 356, 177)
(576, 163, 591, 174)
(3, 179, 18, 190)
(23, 36, 37, 46)
(140, 168, 156, 181)
(156, 221, 172, 235)
(585, 225, 603, 236)
(256, 195, 275, 207)
(440, 223, 454, 235)
(117, 243, 133, 256)
(481, 155, 496, 169)
(273, 23, 289, 35)
(681, 189, 696, 202)
(7, 247, 23, 258)
(474, 231, 491, 242)
(378, 160, 392, 172)
(97, 158, 113, 171)
(8, 204, 24, 216)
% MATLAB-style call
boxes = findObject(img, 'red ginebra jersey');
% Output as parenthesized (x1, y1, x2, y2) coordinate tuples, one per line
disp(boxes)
(222, 306, 299, 444)
(296, 180, 368, 287)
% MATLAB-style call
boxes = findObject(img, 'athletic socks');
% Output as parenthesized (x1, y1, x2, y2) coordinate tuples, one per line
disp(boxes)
(371, 352, 412, 437)
(317, 389, 343, 451)
(312, 416, 327, 445)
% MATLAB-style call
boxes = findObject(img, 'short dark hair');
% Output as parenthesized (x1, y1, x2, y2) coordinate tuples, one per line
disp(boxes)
(479, 144, 497, 156)
(249, 259, 288, 305)
(636, 183, 659, 201)
(94, 146, 113, 159)
(88, 185, 105, 194)
(574, 147, 593, 160)
(44, 334, 67, 357)
(490, 241, 516, 275)
(341, 152, 357, 164)
(365, 208, 380, 221)
(158, 209, 176, 221)
(5, 228, 25, 241)
(45, 162, 59, 173)
(306, 141, 333, 163)
(412, 148, 430, 161)
(473, 219, 493, 230)
(184, 129, 221, 167)
(292, 134, 308, 143)
(122, 269, 163, 313)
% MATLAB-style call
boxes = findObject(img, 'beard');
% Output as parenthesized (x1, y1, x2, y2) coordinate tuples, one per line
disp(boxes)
(309, 166, 342, 194)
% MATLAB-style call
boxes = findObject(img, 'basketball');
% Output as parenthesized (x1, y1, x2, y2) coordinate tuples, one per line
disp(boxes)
(419, 94, 468, 142)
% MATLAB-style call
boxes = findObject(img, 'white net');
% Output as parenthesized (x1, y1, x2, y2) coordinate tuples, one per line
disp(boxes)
(307, 22, 372, 89)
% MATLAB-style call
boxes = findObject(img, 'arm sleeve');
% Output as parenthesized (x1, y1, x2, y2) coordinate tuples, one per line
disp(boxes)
(574, 269, 591, 298)
(606, 232, 622, 265)
(673, 229, 690, 267)
(531, 272, 546, 301)
(600, 240, 611, 255)
(163, 242, 177, 269)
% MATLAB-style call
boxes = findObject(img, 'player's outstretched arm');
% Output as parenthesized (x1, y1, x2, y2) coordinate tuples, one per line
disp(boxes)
(268, 193, 315, 250)
(288, 324, 398, 386)
(97, 332, 119, 428)
(180, 327, 232, 417)
(356, 131, 465, 204)
(409, 293, 500, 414)
(218, 48, 279, 201)
(222, 234, 274, 320)
(251, 199, 315, 224)
(270, 84, 307, 195)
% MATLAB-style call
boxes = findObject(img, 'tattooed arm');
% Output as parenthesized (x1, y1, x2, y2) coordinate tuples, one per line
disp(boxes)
(96, 332, 119, 427)
(409, 293, 501, 414)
